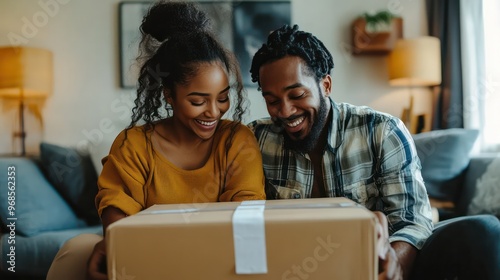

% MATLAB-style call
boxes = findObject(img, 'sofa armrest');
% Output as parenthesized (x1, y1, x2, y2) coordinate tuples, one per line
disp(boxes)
(455, 153, 500, 216)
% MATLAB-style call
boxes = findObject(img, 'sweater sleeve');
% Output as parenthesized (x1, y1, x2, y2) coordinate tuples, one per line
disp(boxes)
(218, 124, 266, 202)
(95, 128, 151, 216)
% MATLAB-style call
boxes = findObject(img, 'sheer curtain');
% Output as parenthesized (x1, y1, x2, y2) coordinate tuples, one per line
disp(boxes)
(482, 0, 500, 152)
(461, 0, 500, 153)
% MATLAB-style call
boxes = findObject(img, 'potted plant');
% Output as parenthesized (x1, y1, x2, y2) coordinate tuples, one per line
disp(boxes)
(362, 10, 397, 33)
(351, 10, 402, 55)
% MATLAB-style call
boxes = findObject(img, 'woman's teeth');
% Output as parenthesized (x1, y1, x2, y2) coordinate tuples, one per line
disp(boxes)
(196, 120, 217, 126)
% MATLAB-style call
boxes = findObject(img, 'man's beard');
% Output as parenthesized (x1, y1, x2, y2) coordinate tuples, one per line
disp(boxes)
(276, 97, 330, 154)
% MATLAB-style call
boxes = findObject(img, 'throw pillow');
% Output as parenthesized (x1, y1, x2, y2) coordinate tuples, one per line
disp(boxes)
(468, 155, 500, 216)
(0, 157, 86, 236)
(412, 128, 479, 201)
(40, 142, 100, 225)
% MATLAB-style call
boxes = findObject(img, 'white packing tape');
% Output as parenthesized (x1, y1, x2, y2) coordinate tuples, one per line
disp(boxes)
(232, 200, 267, 274)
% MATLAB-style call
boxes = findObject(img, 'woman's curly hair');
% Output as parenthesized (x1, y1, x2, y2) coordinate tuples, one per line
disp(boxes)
(250, 24, 334, 87)
(125, 0, 246, 149)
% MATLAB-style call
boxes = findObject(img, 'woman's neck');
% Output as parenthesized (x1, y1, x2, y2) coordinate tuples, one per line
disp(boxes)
(152, 118, 215, 170)
(158, 117, 212, 148)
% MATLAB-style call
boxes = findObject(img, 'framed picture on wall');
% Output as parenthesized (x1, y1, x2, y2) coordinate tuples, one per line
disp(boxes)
(118, 1, 291, 89)
(232, 1, 291, 86)
(118, 2, 150, 89)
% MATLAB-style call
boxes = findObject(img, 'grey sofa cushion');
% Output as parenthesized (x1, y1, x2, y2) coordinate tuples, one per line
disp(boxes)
(466, 155, 500, 217)
(40, 143, 100, 225)
(412, 128, 479, 201)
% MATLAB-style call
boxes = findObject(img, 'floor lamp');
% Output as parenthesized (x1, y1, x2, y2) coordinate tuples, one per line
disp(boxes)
(0, 47, 53, 156)
(387, 36, 441, 134)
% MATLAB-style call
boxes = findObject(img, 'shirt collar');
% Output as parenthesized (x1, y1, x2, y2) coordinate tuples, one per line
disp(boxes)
(326, 98, 343, 152)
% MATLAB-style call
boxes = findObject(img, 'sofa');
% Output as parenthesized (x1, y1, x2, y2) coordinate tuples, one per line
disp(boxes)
(0, 129, 499, 278)
(0, 143, 102, 279)
(411, 128, 500, 221)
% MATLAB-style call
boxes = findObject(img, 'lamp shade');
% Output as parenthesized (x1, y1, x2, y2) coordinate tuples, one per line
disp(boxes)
(387, 36, 441, 86)
(0, 47, 53, 98)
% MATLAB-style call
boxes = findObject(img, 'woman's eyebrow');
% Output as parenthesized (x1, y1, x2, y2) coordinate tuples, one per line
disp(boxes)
(187, 85, 230, 97)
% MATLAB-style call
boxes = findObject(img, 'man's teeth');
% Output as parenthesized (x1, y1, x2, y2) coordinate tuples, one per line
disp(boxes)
(286, 116, 305, 128)
(197, 120, 217, 126)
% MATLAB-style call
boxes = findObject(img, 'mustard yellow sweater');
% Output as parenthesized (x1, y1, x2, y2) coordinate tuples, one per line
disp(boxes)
(96, 120, 265, 216)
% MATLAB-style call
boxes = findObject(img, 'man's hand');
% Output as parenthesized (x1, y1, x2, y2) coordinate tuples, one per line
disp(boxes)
(87, 239, 107, 280)
(373, 211, 403, 280)
(379, 244, 403, 280)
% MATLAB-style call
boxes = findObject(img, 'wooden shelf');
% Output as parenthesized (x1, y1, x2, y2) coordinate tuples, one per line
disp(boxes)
(351, 17, 403, 55)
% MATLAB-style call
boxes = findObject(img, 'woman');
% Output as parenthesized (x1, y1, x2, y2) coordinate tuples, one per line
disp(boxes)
(46, 1, 265, 279)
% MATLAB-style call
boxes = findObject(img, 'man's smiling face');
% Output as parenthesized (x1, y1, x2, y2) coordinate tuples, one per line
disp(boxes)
(259, 56, 331, 153)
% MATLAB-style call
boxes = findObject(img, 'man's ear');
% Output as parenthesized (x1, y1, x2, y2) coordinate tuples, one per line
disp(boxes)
(321, 75, 332, 97)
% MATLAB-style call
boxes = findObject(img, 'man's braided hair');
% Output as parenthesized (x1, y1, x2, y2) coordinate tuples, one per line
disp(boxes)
(250, 24, 334, 86)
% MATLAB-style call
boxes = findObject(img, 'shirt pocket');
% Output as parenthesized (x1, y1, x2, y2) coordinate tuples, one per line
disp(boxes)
(343, 180, 379, 207)
(267, 179, 304, 199)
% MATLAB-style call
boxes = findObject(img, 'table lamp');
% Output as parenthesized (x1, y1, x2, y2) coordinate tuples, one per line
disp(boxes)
(387, 36, 441, 133)
(0, 47, 53, 156)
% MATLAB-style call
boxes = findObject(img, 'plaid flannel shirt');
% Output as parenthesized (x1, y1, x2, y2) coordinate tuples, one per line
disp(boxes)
(248, 99, 434, 249)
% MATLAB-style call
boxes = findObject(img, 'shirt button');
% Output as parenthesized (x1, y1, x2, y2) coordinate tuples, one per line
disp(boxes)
(293, 193, 301, 199)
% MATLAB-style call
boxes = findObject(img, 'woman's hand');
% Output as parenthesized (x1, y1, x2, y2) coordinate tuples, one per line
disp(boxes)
(373, 211, 403, 280)
(86, 206, 128, 280)
(86, 239, 107, 280)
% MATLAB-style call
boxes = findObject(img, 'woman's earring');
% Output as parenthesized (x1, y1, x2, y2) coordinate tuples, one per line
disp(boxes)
(165, 94, 172, 105)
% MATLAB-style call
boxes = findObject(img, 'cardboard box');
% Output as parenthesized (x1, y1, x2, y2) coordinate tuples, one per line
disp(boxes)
(106, 197, 377, 280)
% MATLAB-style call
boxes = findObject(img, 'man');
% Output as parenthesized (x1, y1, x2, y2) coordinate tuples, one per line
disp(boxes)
(248, 24, 500, 280)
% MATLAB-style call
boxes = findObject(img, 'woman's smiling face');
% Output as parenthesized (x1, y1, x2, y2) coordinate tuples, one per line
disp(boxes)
(167, 62, 230, 140)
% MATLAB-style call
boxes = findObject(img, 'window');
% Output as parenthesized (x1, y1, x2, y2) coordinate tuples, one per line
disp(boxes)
(482, 0, 500, 151)
(461, 0, 500, 152)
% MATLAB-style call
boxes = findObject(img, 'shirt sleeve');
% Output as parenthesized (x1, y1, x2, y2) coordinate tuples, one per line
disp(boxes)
(376, 118, 434, 249)
(95, 129, 150, 217)
(218, 124, 266, 202)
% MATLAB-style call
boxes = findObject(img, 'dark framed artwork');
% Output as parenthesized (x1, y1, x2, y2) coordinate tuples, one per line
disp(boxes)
(232, 1, 291, 86)
(118, 2, 151, 89)
(118, 1, 291, 89)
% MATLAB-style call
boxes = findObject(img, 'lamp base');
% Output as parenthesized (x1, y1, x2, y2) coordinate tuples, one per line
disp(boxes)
(400, 93, 414, 133)
(401, 97, 430, 134)
(13, 132, 26, 138)
(13, 100, 27, 156)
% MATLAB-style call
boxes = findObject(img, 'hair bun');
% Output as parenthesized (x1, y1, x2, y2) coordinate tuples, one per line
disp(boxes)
(141, 1, 211, 42)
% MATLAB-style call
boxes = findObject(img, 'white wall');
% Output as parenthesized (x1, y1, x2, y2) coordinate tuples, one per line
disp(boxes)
(0, 0, 430, 169)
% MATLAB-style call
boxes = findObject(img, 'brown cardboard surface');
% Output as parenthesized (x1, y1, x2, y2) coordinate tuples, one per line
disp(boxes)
(106, 197, 377, 280)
